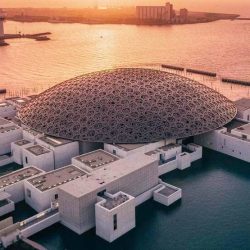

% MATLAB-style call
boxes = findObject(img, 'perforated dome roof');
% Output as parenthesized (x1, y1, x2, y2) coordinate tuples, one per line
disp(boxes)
(19, 68, 237, 143)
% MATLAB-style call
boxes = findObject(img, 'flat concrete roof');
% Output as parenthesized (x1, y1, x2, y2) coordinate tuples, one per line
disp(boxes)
(225, 119, 247, 132)
(145, 143, 180, 156)
(0, 118, 12, 126)
(158, 186, 177, 197)
(6, 97, 29, 106)
(39, 136, 72, 147)
(0, 125, 20, 134)
(74, 150, 119, 169)
(26, 145, 51, 156)
(234, 98, 250, 112)
(23, 128, 40, 137)
(28, 165, 86, 192)
(59, 154, 157, 198)
(234, 123, 250, 135)
(101, 194, 129, 210)
(0, 167, 42, 189)
(14, 139, 32, 146)
(0, 102, 11, 108)
(159, 143, 180, 151)
(145, 149, 161, 156)
(115, 144, 146, 152)
(0, 192, 11, 201)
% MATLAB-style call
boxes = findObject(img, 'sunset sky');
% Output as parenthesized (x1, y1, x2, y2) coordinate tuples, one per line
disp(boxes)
(1, 0, 250, 16)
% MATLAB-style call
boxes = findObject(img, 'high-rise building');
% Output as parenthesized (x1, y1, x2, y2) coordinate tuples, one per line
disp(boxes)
(180, 8, 188, 22)
(0, 9, 5, 37)
(136, 2, 174, 23)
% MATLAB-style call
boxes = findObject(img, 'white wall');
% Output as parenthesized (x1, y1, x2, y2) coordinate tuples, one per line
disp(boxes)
(236, 109, 250, 122)
(0, 128, 23, 155)
(0, 155, 13, 166)
(22, 149, 55, 172)
(153, 183, 182, 206)
(36, 139, 79, 169)
(104, 140, 174, 158)
(194, 128, 250, 163)
(11, 141, 34, 165)
(0, 181, 25, 203)
(177, 153, 191, 170)
(0, 105, 16, 119)
(95, 193, 135, 242)
(54, 143, 79, 169)
(0, 200, 15, 216)
(158, 159, 177, 176)
(21, 212, 60, 238)
(22, 129, 41, 142)
(231, 128, 250, 140)
(187, 143, 203, 162)
(0, 167, 44, 203)
(161, 145, 182, 160)
(24, 180, 58, 212)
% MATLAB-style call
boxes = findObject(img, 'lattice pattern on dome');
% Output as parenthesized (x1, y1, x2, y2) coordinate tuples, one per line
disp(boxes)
(19, 68, 237, 143)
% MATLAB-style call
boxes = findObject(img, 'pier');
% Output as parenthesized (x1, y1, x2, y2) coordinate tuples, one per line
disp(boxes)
(186, 68, 217, 77)
(1, 32, 51, 41)
(222, 78, 250, 86)
(161, 64, 185, 71)
(160, 64, 250, 87)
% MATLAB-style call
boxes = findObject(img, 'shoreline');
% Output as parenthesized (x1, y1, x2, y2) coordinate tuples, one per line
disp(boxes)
(6, 17, 232, 26)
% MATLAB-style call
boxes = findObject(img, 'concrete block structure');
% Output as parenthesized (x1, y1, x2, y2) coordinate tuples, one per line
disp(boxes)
(144, 142, 201, 174)
(11, 139, 34, 165)
(0, 167, 43, 203)
(5, 97, 30, 110)
(22, 145, 54, 171)
(104, 140, 172, 158)
(194, 120, 250, 163)
(234, 98, 250, 122)
(177, 152, 191, 170)
(153, 181, 182, 206)
(0, 119, 23, 155)
(24, 165, 86, 212)
(58, 154, 159, 235)
(95, 192, 135, 242)
(0, 118, 16, 129)
(185, 143, 203, 162)
(0, 102, 16, 119)
(4, 68, 236, 243)
(36, 136, 79, 169)
(0, 155, 13, 167)
(22, 128, 41, 142)
(0, 192, 15, 216)
(145, 142, 181, 174)
(72, 149, 119, 173)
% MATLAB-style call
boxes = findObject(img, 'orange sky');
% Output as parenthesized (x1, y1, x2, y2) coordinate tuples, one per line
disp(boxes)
(1, 0, 250, 16)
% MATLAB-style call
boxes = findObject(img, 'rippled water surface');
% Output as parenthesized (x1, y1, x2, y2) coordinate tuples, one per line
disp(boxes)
(0, 20, 250, 99)
(1, 20, 250, 250)
(28, 149, 250, 250)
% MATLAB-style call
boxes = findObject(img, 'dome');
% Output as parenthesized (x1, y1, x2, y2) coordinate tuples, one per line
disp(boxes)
(19, 68, 237, 143)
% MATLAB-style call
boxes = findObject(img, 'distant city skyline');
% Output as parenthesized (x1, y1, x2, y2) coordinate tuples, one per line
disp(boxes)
(1, 0, 250, 16)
